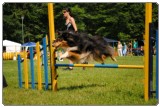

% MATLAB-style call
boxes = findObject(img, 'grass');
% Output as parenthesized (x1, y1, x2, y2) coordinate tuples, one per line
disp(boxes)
(2, 56, 158, 105)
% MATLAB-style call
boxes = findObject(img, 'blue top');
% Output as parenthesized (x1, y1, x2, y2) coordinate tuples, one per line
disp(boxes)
(133, 41, 138, 48)
(123, 44, 127, 50)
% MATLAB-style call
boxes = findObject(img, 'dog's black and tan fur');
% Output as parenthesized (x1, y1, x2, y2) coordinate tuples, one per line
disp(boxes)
(52, 31, 117, 64)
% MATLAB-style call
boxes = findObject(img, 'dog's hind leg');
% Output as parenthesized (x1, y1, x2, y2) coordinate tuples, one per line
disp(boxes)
(101, 55, 106, 64)
(79, 52, 91, 64)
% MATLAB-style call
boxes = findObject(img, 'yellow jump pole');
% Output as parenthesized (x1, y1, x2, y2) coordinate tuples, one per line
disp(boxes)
(48, 3, 57, 91)
(144, 3, 152, 101)
(36, 42, 42, 90)
(23, 51, 28, 89)
(46, 35, 50, 65)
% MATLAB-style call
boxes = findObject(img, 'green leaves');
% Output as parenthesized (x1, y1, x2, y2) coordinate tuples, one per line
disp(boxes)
(3, 3, 158, 43)
(117, 32, 131, 41)
(3, 3, 48, 43)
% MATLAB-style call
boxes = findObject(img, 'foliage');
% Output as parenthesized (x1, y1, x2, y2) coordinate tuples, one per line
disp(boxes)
(117, 32, 131, 41)
(3, 3, 48, 43)
(3, 3, 158, 43)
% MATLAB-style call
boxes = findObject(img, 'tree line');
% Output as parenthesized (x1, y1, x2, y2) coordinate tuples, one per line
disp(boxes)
(3, 3, 158, 44)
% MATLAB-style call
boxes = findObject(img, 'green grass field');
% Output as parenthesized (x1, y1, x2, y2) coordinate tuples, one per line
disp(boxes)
(2, 56, 158, 105)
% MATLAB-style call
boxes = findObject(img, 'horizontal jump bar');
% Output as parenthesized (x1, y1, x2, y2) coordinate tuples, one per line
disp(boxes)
(55, 64, 144, 69)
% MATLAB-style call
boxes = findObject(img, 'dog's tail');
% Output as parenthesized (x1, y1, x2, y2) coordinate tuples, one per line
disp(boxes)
(111, 56, 117, 62)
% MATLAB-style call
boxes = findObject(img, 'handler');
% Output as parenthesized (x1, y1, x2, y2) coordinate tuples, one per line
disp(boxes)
(62, 7, 78, 70)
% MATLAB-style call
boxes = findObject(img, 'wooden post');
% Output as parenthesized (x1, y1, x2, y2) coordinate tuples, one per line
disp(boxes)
(36, 42, 42, 90)
(43, 37, 49, 90)
(48, 3, 57, 91)
(23, 51, 28, 89)
(17, 55, 22, 88)
(144, 3, 152, 101)
(29, 47, 35, 89)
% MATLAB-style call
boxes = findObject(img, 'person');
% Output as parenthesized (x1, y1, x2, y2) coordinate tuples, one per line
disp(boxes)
(122, 42, 127, 56)
(62, 8, 78, 70)
(133, 40, 138, 56)
(63, 8, 78, 32)
(133, 40, 138, 49)
(40, 45, 44, 66)
(117, 41, 123, 56)
(128, 41, 132, 55)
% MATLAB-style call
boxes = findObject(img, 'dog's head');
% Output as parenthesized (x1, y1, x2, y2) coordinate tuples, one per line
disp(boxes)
(56, 30, 80, 47)
(52, 38, 69, 48)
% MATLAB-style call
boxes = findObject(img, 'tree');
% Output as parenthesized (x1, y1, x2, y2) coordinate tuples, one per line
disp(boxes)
(3, 3, 158, 43)
(3, 3, 48, 43)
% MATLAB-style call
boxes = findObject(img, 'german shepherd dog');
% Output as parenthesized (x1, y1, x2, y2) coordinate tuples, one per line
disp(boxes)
(52, 31, 117, 64)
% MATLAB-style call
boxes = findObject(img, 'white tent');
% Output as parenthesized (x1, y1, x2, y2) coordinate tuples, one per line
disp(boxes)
(3, 40, 21, 52)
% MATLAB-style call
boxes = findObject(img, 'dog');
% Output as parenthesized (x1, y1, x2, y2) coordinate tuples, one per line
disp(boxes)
(52, 30, 117, 64)
(52, 38, 91, 63)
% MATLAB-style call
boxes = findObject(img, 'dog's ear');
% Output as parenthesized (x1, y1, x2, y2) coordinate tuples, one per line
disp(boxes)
(55, 38, 63, 42)
(59, 38, 63, 42)
(68, 31, 74, 35)
(56, 30, 63, 36)
(69, 31, 80, 37)
(60, 30, 73, 36)
(52, 39, 56, 44)
(56, 38, 60, 41)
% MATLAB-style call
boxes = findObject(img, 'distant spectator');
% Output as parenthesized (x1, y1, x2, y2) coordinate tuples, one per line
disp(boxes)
(128, 41, 132, 54)
(133, 40, 138, 49)
(117, 41, 123, 56)
(133, 40, 138, 55)
(123, 42, 127, 56)
(40, 45, 44, 66)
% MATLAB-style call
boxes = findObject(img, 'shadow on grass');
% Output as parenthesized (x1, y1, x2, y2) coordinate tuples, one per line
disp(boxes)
(59, 83, 106, 91)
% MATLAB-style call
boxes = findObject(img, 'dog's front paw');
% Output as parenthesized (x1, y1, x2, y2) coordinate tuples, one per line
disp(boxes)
(58, 57, 63, 61)
(101, 63, 105, 65)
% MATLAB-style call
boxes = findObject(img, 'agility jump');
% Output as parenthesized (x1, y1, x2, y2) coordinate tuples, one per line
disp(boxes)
(51, 3, 158, 101)
(18, 37, 50, 90)
(17, 3, 158, 101)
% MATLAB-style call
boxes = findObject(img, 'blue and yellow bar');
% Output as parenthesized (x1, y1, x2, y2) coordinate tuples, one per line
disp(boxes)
(55, 64, 144, 69)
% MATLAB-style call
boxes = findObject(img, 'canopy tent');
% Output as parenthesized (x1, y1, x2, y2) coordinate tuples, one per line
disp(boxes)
(104, 38, 118, 43)
(21, 42, 36, 52)
(22, 42, 36, 47)
(3, 40, 21, 52)
(104, 38, 118, 47)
